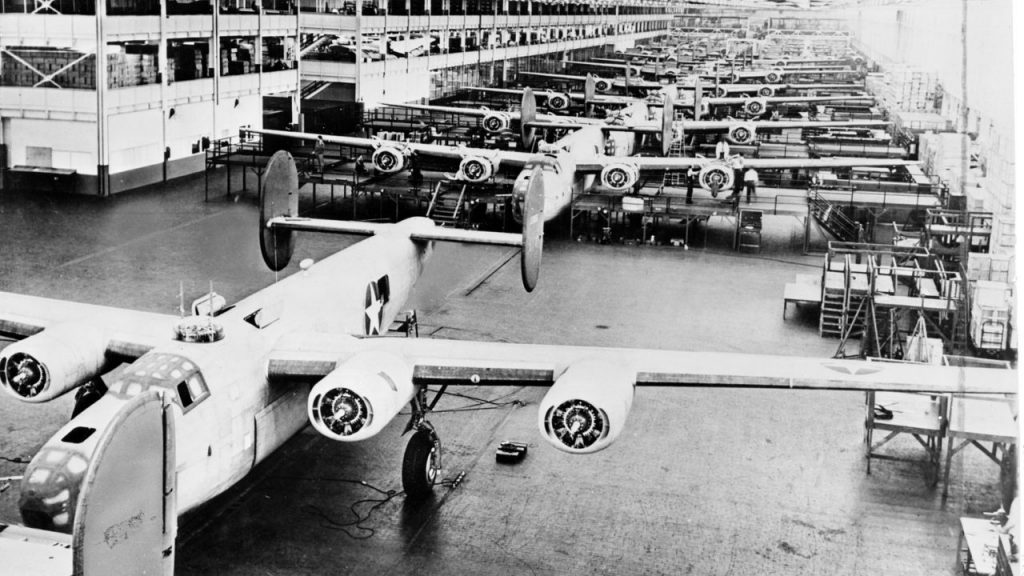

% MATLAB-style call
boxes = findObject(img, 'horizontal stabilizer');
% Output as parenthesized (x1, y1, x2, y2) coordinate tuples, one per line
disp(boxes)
(258, 150, 541, 291)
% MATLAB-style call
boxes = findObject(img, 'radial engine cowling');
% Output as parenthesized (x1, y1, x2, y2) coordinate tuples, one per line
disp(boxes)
(727, 123, 756, 145)
(371, 145, 409, 174)
(593, 77, 612, 93)
(545, 92, 571, 111)
(600, 162, 640, 191)
(481, 112, 511, 134)
(0, 323, 108, 402)
(538, 360, 635, 454)
(458, 155, 497, 183)
(307, 352, 415, 442)
(743, 98, 768, 117)
(765, 68, 784, 84)
(698, 162, 735, 191)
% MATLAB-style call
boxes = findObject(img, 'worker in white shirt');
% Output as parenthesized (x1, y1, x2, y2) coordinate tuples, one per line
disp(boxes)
(730, 154, 745, 199)
(743, 167, 758, 204)
(715, 137, 730, 159)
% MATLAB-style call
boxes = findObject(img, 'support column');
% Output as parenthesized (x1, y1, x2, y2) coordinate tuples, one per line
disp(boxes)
(95, 0, 109, 196)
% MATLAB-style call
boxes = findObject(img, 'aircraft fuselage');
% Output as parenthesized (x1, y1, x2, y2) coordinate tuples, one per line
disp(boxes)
(17, 220, 438, 533)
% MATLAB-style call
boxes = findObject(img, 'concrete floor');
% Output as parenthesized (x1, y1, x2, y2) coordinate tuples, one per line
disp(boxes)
(0, 168, 1011, 575)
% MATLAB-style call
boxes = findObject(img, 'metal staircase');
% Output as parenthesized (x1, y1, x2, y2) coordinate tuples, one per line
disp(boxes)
(426, 181, 467, 227)
(809, 191, 860, 241)
(661, 137, 689, 188)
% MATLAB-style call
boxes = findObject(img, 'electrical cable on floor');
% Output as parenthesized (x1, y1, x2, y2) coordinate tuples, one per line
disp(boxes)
(0, 456, 30, 464)
(296, 471, 467, 540)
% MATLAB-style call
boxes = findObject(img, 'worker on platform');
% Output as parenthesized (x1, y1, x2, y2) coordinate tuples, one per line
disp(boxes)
(313, 135, 326, 173)
(685, 165, 699, 204)
(715, 137, 730, 159)
(743, 166, 758, 204)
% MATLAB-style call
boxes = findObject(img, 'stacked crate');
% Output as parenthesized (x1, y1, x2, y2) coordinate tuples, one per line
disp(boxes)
(107, 51, 159, 88)
(1, 48, 96, 89)
(966, 253, 1014, 283)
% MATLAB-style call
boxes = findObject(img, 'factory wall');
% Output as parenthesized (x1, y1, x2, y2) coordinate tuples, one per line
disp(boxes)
(104, 93, 264, 194)
(4, 118, 97, 174)
(847, 0, 1015, 219)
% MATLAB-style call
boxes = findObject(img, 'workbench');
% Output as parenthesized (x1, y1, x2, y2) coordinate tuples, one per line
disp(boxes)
(864, 390, 946, 484)
(957, 517, 1002, 576)
(782, 274, 822, 319)
(943, 396, 1018, 500)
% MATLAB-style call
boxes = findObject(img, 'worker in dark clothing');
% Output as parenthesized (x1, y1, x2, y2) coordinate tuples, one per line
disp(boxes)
(685, 166, 699, 204)
(313, 135, 326, 173)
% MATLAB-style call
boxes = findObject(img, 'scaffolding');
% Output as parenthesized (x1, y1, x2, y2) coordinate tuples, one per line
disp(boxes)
(923, 208, 993, 261)
(820, 243, 966, 360)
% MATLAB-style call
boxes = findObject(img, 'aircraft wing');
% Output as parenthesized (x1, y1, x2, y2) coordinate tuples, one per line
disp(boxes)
(378, 102, 587, 125)
(710, 95, 874, 105)
(266, 333, 1017, 395)
(247, 128, 537, 166)
(0, 291, 171, 359)
(570, 156, 917, 173)
(469, 87, 585, 100)
(684, 119, 890, 131)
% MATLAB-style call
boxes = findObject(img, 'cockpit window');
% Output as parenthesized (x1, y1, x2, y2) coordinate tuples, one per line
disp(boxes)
(106, 352, 210, 413)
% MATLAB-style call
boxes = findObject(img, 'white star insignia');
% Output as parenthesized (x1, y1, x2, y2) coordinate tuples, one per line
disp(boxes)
(365, 284, 384, 335)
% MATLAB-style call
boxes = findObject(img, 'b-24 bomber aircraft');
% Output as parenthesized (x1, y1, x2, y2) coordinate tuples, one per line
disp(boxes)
(0, 151, 1015, 575)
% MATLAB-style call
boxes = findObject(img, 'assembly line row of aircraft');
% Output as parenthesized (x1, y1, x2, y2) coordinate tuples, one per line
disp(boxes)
(0, 143, 1015, 574)
(0, 75, 1000, 575)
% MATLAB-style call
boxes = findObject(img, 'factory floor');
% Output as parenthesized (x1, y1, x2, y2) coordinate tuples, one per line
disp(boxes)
(0, 168, 1011, 575)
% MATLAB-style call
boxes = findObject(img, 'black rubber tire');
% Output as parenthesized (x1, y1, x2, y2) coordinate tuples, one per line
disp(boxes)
(402, 429, 437, 499)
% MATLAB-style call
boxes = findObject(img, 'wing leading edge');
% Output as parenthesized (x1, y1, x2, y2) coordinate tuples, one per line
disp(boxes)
(267, 333, 1017, 395)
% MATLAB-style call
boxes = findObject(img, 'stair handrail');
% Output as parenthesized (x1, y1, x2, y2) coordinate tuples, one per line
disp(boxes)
(452, 184, 468, 226)
(426, 181, 443, 218)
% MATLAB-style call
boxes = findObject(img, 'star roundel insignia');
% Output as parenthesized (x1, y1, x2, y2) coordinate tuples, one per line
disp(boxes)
(823, 363, 882, 377)
(364, 281, 384, 336)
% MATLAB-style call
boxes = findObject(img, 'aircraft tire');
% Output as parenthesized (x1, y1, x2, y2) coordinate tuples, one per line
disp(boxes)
(402, 429, 438, 499)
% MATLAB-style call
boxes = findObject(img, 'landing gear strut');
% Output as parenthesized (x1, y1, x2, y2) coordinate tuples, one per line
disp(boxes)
(401, 386, 444, 499)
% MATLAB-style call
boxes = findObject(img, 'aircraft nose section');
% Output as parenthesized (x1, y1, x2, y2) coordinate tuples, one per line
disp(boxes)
(19, 447, 90, 533)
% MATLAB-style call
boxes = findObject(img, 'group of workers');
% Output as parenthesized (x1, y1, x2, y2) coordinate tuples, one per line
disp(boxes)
(684, 137, 757, 205)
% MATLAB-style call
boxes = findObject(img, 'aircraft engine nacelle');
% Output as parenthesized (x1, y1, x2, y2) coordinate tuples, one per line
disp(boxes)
(714, 86, 729, 98)
(457, 155, 497, 183)
(600, 162, 640, 191)
(698, 162, 735, 191)
(538, 360, 635, 454)
(765, 68, 784, 84)
(0, 323, 108, 403)
(307, 351, 415, 442)
(371, 144, 409, 174)
(545, 92, 571, 111)
(593, 77, 612, 93)
(743, 98, 768, 117)
(662, 68, 680, 79)
(774, 58, 788, 67)
(757, 85, 775, 97)
(727, 123, 756, 145)
(481, 112, 511, 134)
